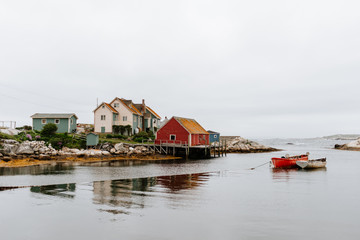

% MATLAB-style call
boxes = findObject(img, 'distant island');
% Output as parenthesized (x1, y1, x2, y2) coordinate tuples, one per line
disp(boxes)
(323, 134, 360, 140)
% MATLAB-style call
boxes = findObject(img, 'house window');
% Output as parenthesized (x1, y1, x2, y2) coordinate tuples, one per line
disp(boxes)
(55, 119, 60, 124)
(71, 119, 74, 124)
(123, 116, 127, 121)
(214, 135, 217, 139)
(114, 115, 118, 121)
(170, 135, 176, 141)
(102, 105, 105, 109)
(41, 119, 47, 124)
(114, 103, 119, 108)
(101, 115, 106, 120)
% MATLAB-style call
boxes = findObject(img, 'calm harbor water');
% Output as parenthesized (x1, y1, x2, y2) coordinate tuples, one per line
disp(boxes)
(1, 138, 360, 239)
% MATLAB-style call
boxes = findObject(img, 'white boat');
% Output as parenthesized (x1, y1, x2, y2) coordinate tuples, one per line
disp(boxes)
(296, 158, 327, 169)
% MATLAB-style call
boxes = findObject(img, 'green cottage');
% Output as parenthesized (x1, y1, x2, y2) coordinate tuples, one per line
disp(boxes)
(31, 113, 78, 133)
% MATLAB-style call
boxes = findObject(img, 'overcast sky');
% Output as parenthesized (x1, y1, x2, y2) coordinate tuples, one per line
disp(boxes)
(1, 0, 359, 138)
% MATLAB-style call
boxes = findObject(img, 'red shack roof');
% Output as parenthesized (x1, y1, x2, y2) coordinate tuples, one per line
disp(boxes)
(173, 117, 209, 134)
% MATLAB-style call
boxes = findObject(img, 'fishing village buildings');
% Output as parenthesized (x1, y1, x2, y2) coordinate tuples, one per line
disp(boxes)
(93, 97, 161, 135)
(155, 117, 210, 146)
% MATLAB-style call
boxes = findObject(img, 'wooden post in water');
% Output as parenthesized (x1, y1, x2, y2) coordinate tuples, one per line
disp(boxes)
(225, 140, 227, 156)
(218, 143, 221, 157)
(221, 141, 223, 157)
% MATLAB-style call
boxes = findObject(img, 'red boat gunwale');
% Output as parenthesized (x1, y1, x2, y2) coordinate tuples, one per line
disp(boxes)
(271, 154, 309, 169)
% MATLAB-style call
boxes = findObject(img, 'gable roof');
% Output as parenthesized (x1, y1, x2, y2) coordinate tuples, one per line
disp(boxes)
(173, 117, 209, 134)
(93, 102, 118, 113)
(31, 113, 78, 119)
(104, 103, 118, 113)
(110, 97, 142, 116)
(146, 106, 161, 119)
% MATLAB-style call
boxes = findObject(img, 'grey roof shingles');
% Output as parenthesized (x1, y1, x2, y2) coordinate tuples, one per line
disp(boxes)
(31, 113, 78, 119)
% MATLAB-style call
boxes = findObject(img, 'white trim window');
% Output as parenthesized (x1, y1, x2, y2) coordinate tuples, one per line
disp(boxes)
(101, 115, 106, 120)
(214, 135, 218, 139)
(41, 119, 47, 124)
(114, 103, 119, 108)
(123, 116, 127, 121)
(55, 119, 60, 124)
(71, 119, 74, 124)
(170, 134, 176, 141)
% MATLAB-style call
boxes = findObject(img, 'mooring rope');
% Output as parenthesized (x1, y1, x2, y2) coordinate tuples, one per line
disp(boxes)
(249, 161, 271, 170)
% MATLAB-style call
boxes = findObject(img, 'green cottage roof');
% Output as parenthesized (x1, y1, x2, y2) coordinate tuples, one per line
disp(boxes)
(31, 113, 78, 119)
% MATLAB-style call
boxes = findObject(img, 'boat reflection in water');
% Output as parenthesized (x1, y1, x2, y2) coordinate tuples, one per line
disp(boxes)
(271, 167, 327, 182)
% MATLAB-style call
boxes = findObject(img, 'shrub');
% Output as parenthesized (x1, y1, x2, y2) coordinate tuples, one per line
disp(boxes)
(41, 123, 58, 137)
(49, 137, 63, 150)
(147, 130, 155, 139)
(133, 131, 151, 143)
(0, 132, 16, 140)
(24, 125, 32, 131)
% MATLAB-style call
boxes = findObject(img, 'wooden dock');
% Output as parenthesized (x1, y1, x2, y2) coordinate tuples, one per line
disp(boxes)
(145, 140, 227, 159)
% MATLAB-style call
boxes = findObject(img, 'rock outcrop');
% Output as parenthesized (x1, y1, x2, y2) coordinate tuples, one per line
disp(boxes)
(0, 139, 154, 161)
(335, 138, 360, 151)
(218, 136, 278, 153)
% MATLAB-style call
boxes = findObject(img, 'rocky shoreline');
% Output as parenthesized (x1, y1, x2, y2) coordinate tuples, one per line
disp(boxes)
(219, 136, 279, 153)
(0, 139, 178, 168)
(334, 138, 360, 151)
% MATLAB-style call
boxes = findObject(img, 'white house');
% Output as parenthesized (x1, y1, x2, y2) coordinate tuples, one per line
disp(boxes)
(93, 97, 161, 134)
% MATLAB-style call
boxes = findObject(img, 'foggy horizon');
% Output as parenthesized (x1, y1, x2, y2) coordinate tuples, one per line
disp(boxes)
(1, 0, 359, 138)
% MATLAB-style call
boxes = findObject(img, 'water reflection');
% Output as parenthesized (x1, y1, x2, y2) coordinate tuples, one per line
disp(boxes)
(156, 173, 210, 192)
(80, 160, 149, 167)
(271, 168, 327, 182)
(0, 163, 75, 176)
(92, 173, 210, 211)
(93, 178, 157, 209)
(30, 183, 76, 198)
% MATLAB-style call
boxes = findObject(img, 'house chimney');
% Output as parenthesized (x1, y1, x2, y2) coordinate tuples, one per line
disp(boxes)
(142, 99, 145, 114)
(142, 99, 146, 130)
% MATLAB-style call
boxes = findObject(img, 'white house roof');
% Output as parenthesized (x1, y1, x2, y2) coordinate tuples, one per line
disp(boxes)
(31, 113, 78, 119)
(93, 102, 118, 113)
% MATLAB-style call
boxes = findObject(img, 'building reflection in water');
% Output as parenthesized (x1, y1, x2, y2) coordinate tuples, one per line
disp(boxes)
(156, 173, 210, 192)
(93, 178, 157, 209)
(30, 184, 76, 199)
(92, 173, 211, 210)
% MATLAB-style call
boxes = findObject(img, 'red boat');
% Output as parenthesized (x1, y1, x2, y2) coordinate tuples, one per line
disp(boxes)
(271, 154, 309, 168)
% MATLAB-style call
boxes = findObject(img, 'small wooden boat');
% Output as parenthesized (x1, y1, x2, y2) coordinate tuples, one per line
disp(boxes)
(271, 153, 309, 168)
(296, 158, 326, 169)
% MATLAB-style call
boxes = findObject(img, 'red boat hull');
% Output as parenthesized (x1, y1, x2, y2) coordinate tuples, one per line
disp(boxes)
(271, 155, 308, 168)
